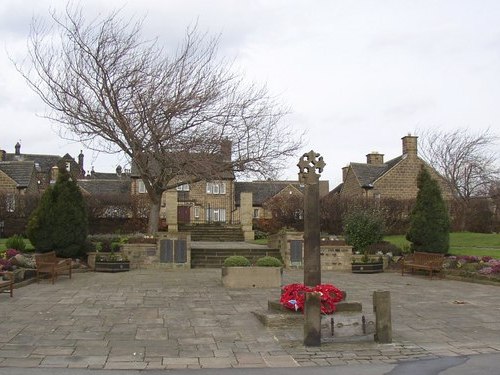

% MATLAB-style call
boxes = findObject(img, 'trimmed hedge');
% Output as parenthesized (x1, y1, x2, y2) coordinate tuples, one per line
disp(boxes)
(223, 255, 251, 267)
(255, 256, 282, 267)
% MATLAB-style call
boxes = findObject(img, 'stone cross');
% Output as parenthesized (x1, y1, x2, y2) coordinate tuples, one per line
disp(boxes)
(297, 150, 325, 287)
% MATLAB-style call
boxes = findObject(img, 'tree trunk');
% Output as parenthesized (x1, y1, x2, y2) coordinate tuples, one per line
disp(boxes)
(147, 197, 161, 235)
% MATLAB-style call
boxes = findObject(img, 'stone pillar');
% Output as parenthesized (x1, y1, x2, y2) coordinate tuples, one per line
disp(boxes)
(297, 150, 325, 287)
(165, 191, 178, 233)
(240, 192, 254, 241)
(303, 292, 322, 346)
(373, 290, 392, 343)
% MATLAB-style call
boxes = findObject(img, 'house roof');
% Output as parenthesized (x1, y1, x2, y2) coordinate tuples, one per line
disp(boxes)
(0, 161, 35, 187)
(234, 181, 305, 206)
(4, 153, 62, 173)
(77, 178, 131, 195)
(349, 155, 404, 187)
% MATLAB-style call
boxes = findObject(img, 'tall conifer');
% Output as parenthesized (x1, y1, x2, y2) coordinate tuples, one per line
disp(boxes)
(406, 167, 450, 253)
(27, 167, 87, 257)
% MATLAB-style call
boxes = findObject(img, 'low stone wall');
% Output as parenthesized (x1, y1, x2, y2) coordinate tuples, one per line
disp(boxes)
(320, 245, 352, 271)
(122, 244, 160, 269)
(121, 239, 191, 270)
(269, 231, 353, 271)
(352, 254, 389, 269)
(221, 266, 282, 288)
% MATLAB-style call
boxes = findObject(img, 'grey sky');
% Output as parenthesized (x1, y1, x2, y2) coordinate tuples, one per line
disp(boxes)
(1, 0, 499, 186)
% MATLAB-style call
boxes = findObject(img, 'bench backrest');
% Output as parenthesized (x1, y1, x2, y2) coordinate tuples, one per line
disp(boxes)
(35, 251, 57, 264)
(413, 252, 444, 263)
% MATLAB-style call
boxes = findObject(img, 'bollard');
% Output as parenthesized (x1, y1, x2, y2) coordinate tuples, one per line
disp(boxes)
(304, 292, 322, 346)
(373, 290, 392, 343)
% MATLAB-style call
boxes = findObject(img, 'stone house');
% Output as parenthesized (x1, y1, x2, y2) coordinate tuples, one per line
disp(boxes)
(129, 149, 237, 224)
(1, 142, 85, 190)
(0, 142, 83, 215)
(336, 135, 453, 200)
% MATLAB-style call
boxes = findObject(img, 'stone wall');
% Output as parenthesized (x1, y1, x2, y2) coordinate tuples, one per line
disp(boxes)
(320, 244, 352, 271)
(269, 231, 353, 271)
(121, 232, 191, 269)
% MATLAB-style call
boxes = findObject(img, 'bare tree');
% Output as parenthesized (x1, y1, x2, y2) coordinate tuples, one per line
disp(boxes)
(419, 128, 500, 230)
(16, 6, 301, 233)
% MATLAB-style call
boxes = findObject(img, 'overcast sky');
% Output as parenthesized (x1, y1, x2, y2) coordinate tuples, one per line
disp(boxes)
(1, 0, 499, 187)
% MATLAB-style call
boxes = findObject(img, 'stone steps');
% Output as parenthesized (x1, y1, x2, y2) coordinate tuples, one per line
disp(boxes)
(180, 224, 245, 242)
(191, 248, 282, 268)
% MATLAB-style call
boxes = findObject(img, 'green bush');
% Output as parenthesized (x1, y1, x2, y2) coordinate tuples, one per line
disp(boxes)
(254, 230, 269, 240)
(255, 256, 282, 267)
(5, 235, 27, 251)
(110, 242, 121, 252)
(223, 255, 251, 267)
(343, 209, 385, 252)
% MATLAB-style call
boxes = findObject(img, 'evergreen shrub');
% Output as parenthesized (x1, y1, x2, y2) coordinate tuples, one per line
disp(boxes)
(406, 167, 450, 254)
(223, 255, 251, 267)
(255, 256, 282, 267)
(343, 209, 385, 252)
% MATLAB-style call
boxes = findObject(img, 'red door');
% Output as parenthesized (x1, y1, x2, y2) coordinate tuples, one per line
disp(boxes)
(177, 206, 190, 224)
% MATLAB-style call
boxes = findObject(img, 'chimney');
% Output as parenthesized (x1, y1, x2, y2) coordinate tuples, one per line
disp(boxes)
(366, 151, 384, 165)
(78, 150, 84, 172)
(15, 142, 21, 155)
(402, 135, 418, 155)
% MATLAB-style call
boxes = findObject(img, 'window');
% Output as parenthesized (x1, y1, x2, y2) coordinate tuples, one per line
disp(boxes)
(206, 208, 226, 222)
(206, 181, 226, 195)
(6, 194, 15, 213)
(138, 180, 146, 194)
(65, 162, 71, 172)
(253, 208, 260, 218)
(176, 183, 190, 191)
(194, 206, 200, 219)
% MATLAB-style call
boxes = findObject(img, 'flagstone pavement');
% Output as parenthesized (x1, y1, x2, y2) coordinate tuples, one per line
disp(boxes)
(0, 268, 499, 370)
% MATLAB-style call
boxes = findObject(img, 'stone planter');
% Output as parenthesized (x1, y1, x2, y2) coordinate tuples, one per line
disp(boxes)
(94, 261, 130, 273)
(221, 267, 282, 288)
(351, 262, 384, 274)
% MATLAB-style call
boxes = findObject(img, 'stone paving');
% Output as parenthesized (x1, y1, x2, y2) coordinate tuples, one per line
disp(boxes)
(0, 268, 499, 369)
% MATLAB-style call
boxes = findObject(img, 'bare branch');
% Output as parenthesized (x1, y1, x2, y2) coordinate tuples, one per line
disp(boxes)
(15, 6, 302, 233)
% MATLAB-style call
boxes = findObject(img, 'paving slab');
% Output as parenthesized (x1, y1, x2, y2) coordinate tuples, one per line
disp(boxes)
(0, 268, 499, 369)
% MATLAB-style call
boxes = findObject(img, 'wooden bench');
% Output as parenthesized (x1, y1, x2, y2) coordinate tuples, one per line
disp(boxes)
(402, 252, 445, 279)
(35, 251, 72, 284)
(0, 271, 14, 297)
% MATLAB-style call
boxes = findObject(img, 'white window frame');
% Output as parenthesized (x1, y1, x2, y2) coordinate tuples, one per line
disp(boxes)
(194, 206, 200, 219)
(206, 181, 226, 195)
(138, 180, 146, 194)
(176, 183, 190, 191)
(6, 194, 15, 213)
(253, 208, 260, 218)
(65, 161, 71, 172)
(206, 208, 226, 222)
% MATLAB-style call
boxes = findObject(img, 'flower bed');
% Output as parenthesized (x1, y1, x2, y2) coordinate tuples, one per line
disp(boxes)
(280, 283, 344, 314)
(443, 255, 500, 282)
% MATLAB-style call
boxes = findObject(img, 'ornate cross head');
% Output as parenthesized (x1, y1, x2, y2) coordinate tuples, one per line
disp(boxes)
(297, 150, 325, 183)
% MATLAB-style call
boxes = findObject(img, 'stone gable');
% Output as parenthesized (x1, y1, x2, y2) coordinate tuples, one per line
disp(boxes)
(339, 136, 453, 200)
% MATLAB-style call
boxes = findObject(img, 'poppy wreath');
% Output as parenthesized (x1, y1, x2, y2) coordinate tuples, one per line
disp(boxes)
(280, 283, 344, 314)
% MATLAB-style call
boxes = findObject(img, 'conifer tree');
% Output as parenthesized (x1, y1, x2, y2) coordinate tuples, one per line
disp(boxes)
(27, 167, 88, 257)
(406, 167, 450, 253)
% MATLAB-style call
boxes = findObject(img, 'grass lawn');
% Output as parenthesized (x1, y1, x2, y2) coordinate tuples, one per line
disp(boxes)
(384, 232, 500, 258)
